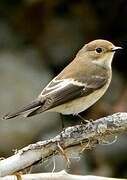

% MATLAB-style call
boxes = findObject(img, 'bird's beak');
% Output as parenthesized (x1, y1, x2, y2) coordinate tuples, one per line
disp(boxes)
(111, 46, 123, 52)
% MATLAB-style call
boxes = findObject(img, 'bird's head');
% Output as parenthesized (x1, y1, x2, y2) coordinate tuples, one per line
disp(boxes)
(77, 39, 122, 68)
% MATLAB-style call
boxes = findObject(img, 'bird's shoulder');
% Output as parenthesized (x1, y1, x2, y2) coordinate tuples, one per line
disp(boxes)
(37, 60, 110, 112)
(40, 59, 110, 97)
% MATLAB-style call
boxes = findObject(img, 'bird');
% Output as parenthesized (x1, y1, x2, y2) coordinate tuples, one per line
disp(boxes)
(2, 39, 122, 120)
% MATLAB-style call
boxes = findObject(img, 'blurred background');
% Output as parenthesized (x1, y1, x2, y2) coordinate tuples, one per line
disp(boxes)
(0, 0, 127, 178)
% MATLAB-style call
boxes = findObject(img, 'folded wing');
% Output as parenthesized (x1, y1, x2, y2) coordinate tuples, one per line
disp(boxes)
(2, 74, 107, 119)
(26, 75, 107, 117)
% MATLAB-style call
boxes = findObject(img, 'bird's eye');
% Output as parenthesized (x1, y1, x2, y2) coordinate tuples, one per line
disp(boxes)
(95, 47, 103, 53)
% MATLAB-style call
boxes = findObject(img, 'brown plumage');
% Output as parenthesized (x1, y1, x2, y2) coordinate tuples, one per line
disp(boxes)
(2, 39, 122, 120)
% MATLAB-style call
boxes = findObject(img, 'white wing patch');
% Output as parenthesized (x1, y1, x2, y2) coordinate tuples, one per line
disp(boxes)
(40, 77, 86, 97)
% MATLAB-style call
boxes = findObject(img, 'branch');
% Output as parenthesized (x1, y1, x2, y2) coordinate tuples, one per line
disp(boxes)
(0, 112, 127, 177)
(1, 170, 125, 180)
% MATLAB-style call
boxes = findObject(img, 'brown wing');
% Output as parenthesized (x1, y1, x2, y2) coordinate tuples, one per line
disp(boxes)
(2, 73, 108, 119)
(38, 75, 108, 112)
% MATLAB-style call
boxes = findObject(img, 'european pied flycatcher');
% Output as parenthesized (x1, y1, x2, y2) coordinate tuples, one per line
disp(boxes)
(3, 39, 122, 120)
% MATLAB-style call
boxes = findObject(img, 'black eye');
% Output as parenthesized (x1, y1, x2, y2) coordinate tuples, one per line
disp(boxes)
(95, 47, 103, 53)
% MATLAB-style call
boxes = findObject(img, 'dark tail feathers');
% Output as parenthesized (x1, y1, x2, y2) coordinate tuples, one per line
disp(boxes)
(2, 100, 43, 120)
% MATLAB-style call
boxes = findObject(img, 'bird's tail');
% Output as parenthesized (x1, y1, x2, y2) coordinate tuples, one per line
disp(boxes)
(2, 100, 43, 120)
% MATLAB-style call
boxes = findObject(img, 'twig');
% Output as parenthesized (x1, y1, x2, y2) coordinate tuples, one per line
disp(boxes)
(0, 112, 127, 177)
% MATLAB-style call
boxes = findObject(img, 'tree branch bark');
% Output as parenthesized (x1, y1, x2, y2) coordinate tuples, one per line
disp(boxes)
(1, 170, 125, 180)
(0, 112, 127, 177)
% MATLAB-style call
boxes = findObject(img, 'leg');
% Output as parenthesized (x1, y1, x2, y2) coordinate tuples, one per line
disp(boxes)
(60, 114, 65, 130)
(77, 114, 90, 124)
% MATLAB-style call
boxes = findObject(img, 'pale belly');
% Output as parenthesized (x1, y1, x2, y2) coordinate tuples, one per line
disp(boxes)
(49, 81, 110, 115)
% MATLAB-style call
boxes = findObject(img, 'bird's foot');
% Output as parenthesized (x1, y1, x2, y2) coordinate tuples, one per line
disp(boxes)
(76, 114, 94, 125)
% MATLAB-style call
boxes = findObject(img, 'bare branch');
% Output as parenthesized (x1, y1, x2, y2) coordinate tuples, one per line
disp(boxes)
(0, 112, 127, 177)
(1, 170, 125, 180)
